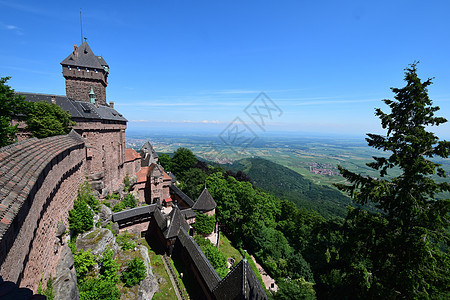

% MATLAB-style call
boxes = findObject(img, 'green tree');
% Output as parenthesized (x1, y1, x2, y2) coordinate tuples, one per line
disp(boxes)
(275, 278, 316, 300)
(25, 101, 75, 138)
(335, 63, 450, 298)
(171, 147, 197, 179)
(0, 77, 28, 147)
(158, 153, 172, 171)
(99, 248, 119, 283)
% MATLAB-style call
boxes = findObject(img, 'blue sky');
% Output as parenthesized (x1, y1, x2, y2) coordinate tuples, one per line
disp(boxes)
(1, 0, 449, 138)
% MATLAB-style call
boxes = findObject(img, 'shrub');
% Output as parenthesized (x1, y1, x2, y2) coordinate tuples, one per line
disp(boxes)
(78, 180, 100, 213)
(116, 231, 137, 250)
(122, 258, 146, 287)
(69, 199, 93, 236)
(193, 213, 216, 235)
(194, 236, 228, 278)
(112, 201, 126, 213)
(73, 250, 96, 280)
(79, 277, 120, 300)
(100, 248, 119, 283)
(37, 276, 54, 300)
(123, 193, 136, 208)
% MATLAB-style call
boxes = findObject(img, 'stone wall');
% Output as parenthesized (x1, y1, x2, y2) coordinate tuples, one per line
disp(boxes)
(0, 132, 85, 292)
(74, 121, 126, 195)
(65, 77, 107, 105)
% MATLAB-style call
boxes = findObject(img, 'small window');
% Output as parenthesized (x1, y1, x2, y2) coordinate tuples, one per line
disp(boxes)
(86, 68, 89, 72)
(94, 69, 98, 73)
(77, 67, 80, 71)
(68, 65, 71, 70)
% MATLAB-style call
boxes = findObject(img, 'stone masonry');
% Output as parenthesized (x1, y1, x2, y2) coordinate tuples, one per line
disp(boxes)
(0, 132, 85, 292)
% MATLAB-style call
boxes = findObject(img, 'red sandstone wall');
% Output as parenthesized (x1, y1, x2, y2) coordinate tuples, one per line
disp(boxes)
(65, 77, 107, 105)
(0, 145, 85, 292)
(75, 122, 126, 194)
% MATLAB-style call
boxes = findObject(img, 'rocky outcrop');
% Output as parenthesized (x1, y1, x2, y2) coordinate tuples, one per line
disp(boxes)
(76, 228, 116, 256)
(54, 245, 79, 300)
(99, 204, 112, 227)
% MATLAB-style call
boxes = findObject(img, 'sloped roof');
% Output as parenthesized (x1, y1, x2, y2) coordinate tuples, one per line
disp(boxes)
(181, 208, 196, 219)
(170, 185, 194, 207)
(136, 167, 149, 183)
(112, 204, 156, 223)
(125, 148, 141, 162)
(213, 258, 267, 300)
(164, 206, 190, 239)
(178, 228, 221, 292)
(192, 188, 217, 212)
(163, 171, 171, 181)
(17, 92, 127, 122)
(60, 42, 108, 69)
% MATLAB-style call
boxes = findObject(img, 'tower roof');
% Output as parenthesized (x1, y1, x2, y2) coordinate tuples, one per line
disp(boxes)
(192, 188, 217, 212)
(213, 258, 267, 300)
(60, 41, 108, 69)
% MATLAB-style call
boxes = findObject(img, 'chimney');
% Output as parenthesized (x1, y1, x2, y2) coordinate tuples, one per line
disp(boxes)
(109, 101, 114, 109)
(51, 95, 56, 104)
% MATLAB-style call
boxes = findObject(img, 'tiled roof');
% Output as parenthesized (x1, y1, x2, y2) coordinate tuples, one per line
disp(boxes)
(17, 92, 127, 122)
(111, 204, 156, 223)
(181, 208, 196, 220)
(192, 188, 217, 212)
(0, 131, 85, 244)
(164, 206, 189, 239)
(178, 228, 221, 292)
(136, 167, 149, 183)
(170, 185, 194, 207)
(60, 42, 108, 69)
(213, 258, 267, 300)
(125, 148, 141, 162)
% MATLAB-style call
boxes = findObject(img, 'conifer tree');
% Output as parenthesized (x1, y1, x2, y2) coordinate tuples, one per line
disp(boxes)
(335, 63, 450, 298)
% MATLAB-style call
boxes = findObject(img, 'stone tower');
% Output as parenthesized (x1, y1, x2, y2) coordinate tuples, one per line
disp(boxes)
(60, 42, 109, 105)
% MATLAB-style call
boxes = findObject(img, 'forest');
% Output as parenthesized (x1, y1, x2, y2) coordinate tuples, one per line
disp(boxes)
(159, 64, 449, 299)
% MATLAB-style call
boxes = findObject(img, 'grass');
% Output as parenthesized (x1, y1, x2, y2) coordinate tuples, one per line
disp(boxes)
(140, 238, 178, 300)
(168, 257, 189, 299)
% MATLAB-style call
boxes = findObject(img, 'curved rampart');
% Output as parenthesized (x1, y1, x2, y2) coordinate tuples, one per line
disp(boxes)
(0, 131, 85, 291)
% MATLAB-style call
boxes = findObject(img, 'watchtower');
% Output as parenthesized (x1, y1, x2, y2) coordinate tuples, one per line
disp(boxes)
(60, 41, 109, 105)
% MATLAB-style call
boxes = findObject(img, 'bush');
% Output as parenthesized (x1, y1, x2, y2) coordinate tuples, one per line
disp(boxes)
(123, 193, 136, 208)
(193, 213, 216, 235)
(78, 181, 100, 213)
(37, 276, 54, 300)
(79, 277, 120, 300)
(73, 250, 96, 280)
(116, 232, 137, 250)
(100, 248, 119, 283)
(112, 201, 126, 213)
(194, 236, 228, 278)
(69, 199, 93, 236)
(122, 258, 146, 287)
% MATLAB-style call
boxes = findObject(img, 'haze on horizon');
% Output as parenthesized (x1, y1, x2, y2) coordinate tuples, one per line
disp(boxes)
(1, 0, 449, 139)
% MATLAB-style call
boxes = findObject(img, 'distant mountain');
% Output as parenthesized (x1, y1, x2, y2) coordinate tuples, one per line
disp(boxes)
(227, 157, 352, 219)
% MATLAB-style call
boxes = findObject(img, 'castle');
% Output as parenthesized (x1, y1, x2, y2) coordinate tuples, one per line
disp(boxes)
(0, 42, 266, 299)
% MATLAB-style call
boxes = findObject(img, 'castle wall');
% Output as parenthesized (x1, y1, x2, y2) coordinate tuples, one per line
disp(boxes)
(74, 121, 126, 195)
(0, 133, 85, 292)
(64, 76, 107, 105)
